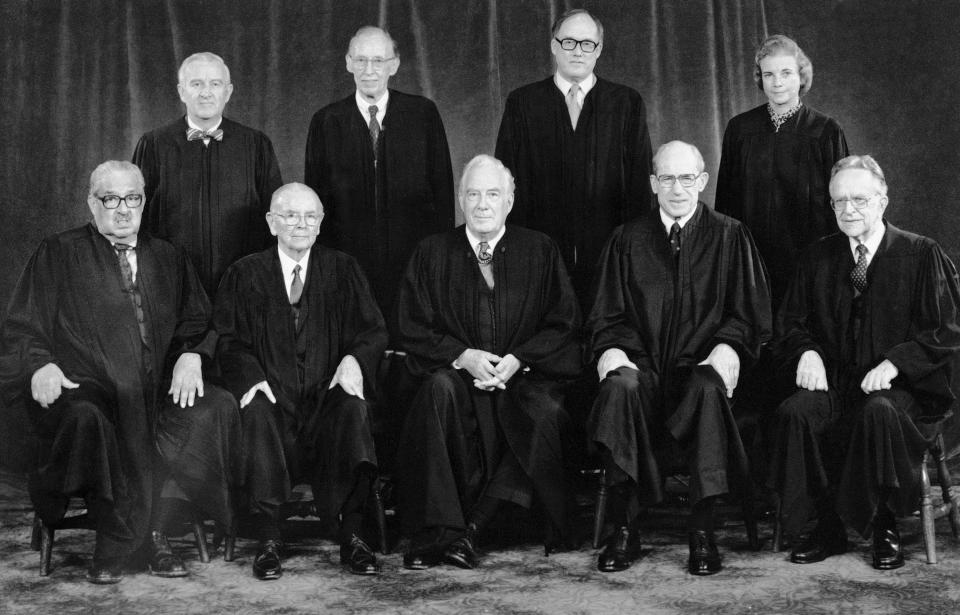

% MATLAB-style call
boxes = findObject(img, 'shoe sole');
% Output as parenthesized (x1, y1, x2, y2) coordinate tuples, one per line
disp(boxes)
(444, 553, 477, 569)
(254, 571, 283, 580)
(148, 564, 189, 578)
(86, 575, 122, 584)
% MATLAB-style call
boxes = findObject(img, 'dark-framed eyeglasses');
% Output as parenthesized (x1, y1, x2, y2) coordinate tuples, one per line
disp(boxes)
(96, 193, 143, 209)
(349, 55, 396, 71)
(830, 195, 880, 212)
(554, 37, 599, 53)
(656, 174, 702, 188)
(270, 212, 321, 227)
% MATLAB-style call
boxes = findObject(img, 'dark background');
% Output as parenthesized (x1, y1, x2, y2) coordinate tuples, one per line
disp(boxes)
(1, 0, 959, 465)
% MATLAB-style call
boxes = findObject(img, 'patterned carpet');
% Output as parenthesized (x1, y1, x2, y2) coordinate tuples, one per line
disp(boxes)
(2, 472, 960, 615)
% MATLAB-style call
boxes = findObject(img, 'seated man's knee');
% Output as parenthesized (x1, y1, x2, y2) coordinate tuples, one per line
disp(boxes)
(859, 392, 901, 423)
(599, 367, 641, 397)
(774, 389, 830, 424)
(421, 369, 461, 399)
(688, 365, 727, 396)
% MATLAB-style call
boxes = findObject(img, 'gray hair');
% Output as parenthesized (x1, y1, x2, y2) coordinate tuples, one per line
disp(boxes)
(348, 26, 399, 58)
(270, 182, 324, 213)
(831, 155, 888, 195)
(652, 141, 706, 175)
(178, 52, 231, 84)
(458, 155, 516, 196)
(89, 161, 144, 196)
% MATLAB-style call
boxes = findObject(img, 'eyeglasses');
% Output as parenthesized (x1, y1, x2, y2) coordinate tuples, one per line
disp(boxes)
(656, 174, 701, 188)
(830, 195, 880, 212)
(349, 56, 396, 70)
(271, 212, 321, 227)
(96, 193, 143, 209)
(554, 37, 599, 53)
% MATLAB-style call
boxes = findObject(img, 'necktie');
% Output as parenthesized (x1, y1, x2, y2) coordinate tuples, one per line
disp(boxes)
(186, 127, 224, 142)
(851, 243, 868, 293)
(669, 222, 681, 257)
(368, 105, 381, 151)
(114, 243, 149, 346)
(477, 242, 494, 289)
(289, 264, 303, 305)
(566, 84, 581, 129)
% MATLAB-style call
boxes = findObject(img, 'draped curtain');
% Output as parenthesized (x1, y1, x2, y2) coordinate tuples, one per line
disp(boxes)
(2, 0, 959, 467)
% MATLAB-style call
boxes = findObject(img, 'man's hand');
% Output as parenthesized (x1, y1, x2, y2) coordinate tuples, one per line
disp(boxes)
(240, 380, 277, 408)
(796, 350, 829, 392)
(456, 348, 502, 383)
(698, 343, 740, 398)
(329, 354, 364, 399)
(597, 348, 639, 382)
(861, 359, 899, 394)
(169, 352, 204, 408)
(31, 363, 79, 408)
(473, 353, 522, 391)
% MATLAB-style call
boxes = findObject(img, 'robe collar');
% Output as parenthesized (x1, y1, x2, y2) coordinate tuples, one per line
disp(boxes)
(465, 224, 506, 259)
(847, 221, 886, 267)
(277, 245, 310, 298)
(554, 71, 596, 102)
(355, 89, 389, 126)
(658, 203, 698, 235)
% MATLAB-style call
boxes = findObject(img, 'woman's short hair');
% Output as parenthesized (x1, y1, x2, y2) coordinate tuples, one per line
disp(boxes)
(753, 34, 813, 96)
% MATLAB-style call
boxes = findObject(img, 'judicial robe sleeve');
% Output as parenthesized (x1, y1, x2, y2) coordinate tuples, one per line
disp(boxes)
(167, 247, 217, 368)
(425, 101, 456, 231)
(586, 226, 647, 363)
(714, 120, 742, 220)
(339, 256, 390, 391)
(212, 264, 269, 402)
(625, 94, 654, 215)
(772, 256, 826, 376)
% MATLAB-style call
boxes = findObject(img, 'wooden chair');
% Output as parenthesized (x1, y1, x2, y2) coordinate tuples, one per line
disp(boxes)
(30, 499, 212, 576)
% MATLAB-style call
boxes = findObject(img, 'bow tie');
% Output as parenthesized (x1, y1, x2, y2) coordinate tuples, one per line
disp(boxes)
(186, 127, 223, 142)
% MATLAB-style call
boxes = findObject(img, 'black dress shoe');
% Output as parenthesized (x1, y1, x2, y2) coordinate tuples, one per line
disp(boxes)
(872, 522, 904, 570)
(403, 544, 444, 570)
(147, 530, 188, 578)
(688, 530, 722, 575)
(789, 523, 848, 564)
(340, 534, 381, 575)
(253, 539, 283, 580)
(597, 526, 642, 572)
(444, 524, 480, 569)
(86, 560, 123, 585)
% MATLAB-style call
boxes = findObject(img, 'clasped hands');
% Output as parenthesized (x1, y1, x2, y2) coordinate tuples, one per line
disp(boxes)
(795, 350, 898, 394)
(456, 349, 522, 391)
(239, 354, 365, 409)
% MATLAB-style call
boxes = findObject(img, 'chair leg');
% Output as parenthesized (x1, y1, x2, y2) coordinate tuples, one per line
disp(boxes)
(39, 520, 54, 576)
(742, 496, 760, 551)
(372, 484, 389, 555)
(921, 451, 937, 564)
(31, 515, 42, 551)
(933, 433, 960, 539)
(192, 516, 210, 564)
(224, 533, 236, 562)
(772, 496, 783, 553)
(593, 470, 608, 550)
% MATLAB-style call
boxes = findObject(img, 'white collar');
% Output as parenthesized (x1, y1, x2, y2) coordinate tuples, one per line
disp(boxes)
(465, 225, 506, 257)
(848, 222, 886, 264)
(554, 72, 596, 98)
(659, 204, 697, 235)
(186, 116, 223, 132)
(355, 90, 389, 123)
(277, 246, 310, 289)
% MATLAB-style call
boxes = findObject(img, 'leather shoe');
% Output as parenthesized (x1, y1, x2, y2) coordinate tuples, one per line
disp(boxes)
(403, 544, 444, 570)
(340, 534, 381, 575)
(86, 560, 123, 584)
(597, 526, 642, 572)
(444, 524, 480, 569)
(789, 523, 848, 564)
(147, 530, 188, 578)
(688, 530, 722, 575)
(872, 521, 904, 570)
(252, 539, 283, 581)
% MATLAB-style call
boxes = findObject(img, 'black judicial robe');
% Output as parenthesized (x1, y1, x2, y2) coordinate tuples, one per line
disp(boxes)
(304, 90, 455, 316)
(495, 76, 653, 302)
(772, 224, 960, 534)
(589, 204, 772, 381)
(0, 224, 231, 556)
(394, 226, 582, 531)
(715, 104, 848, 309)
(213, 245, 388, 517)
(133, 116, 283, 295)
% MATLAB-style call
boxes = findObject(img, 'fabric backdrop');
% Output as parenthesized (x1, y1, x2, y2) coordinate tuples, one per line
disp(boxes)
(1, 0, 959, 468)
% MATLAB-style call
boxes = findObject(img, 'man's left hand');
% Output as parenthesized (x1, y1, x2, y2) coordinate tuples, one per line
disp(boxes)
(473, 354, 522, 391)
(861, 359, 899, 394)
(169, 352, 204, 408)
(698, 343, 740, 398)
(329, 354, 364, 399)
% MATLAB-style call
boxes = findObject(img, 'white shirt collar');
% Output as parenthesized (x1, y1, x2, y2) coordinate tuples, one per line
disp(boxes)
(659, 204, 697, 235)
(848, 222, 886, 266)
(186, 116, 223, 133)
(465, 225, 506, 258)
(554, 72, 596, 100)
(355, 90, 389, 126)
(277, 246, 310, 295)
